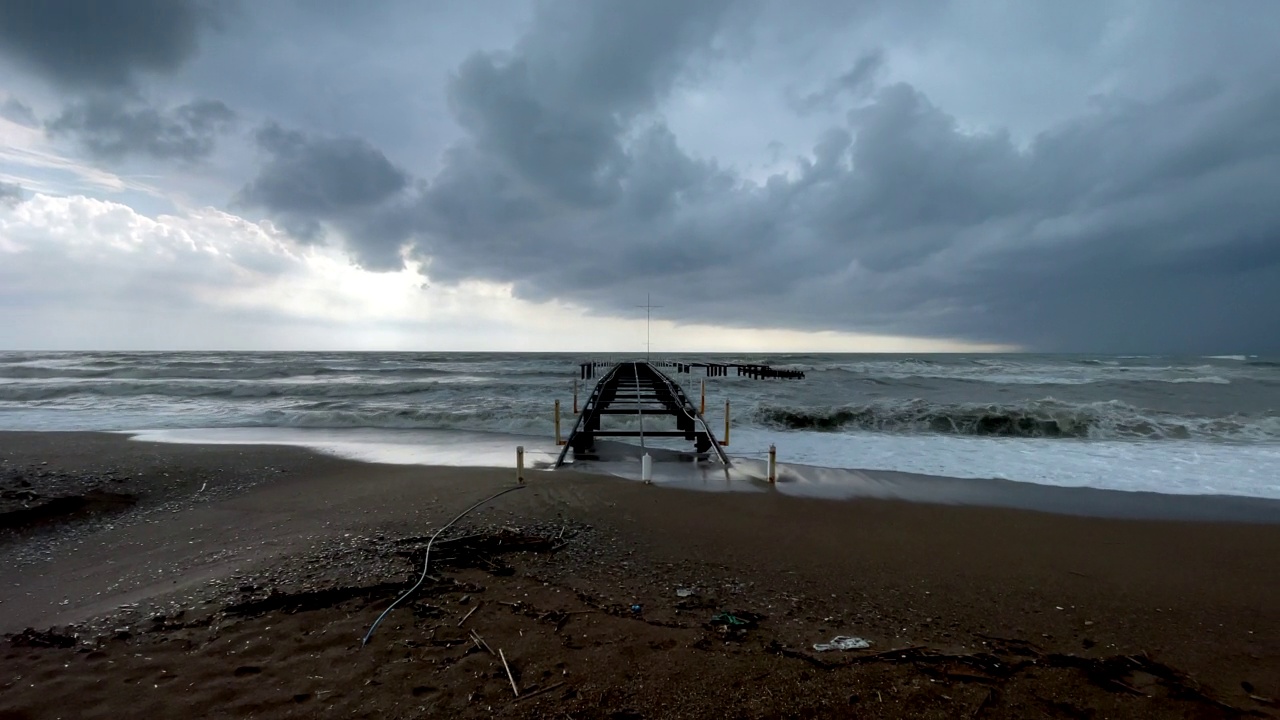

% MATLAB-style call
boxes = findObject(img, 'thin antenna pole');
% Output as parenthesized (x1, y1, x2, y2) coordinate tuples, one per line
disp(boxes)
(636, 294, 663, 362)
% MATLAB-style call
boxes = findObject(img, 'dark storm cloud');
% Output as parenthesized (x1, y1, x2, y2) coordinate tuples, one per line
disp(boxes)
(0, 0, 227, 88)
(238, 123, 411, 269)
(0, 97, 37, 126)
(46, 97, 236, 161)
(444, 0, 734, 207)
(20, 0, 1264, 352)
(386, 0, 1280, 353)
(790, 50, 884, 115)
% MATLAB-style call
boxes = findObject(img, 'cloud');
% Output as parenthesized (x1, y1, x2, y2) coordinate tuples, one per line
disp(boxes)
(399, 5, 1280, 353)
(237, 123, 412, 268)
(0, 192, 985, 351)
(46, 96, 236, 161)
(436, 0, 735, 209)
(789, 50, 884, 115)
(4, 0, 1279, 353)
(0, 181, 23, 204)
(1, 97, 37, 126)
(0, 0, 228, 88)
(0, 192, 431, 349)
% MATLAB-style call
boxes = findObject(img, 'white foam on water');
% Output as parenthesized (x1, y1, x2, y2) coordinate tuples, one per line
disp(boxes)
(124, 425, 1280, 501)
(725, 428, 1280, 499)
(125, 427, 564, 471)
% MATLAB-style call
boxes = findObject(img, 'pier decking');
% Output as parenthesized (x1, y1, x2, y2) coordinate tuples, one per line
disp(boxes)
(579, 361, 805, 380)
(556, 362, 730, 467)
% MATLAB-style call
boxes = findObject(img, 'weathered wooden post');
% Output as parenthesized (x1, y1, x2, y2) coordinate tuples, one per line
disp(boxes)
(723, 399, 730, 446)
(555, 399, 563, 445)
(700, 379, 706, 415)
(573, 380, 579, 414)
(768, 444, 777, 484)
(516, 446, 525, 484)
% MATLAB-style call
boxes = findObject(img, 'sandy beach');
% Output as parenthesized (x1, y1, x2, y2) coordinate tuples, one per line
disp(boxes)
(2, 431, 1278, 719)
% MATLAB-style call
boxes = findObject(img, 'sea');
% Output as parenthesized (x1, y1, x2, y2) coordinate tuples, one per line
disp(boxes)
(1, 351, 1278, 501)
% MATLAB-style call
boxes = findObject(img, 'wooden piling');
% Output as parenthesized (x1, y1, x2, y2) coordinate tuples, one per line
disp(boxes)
(555, 399, 563, 445)
(723, 399, 730, 446)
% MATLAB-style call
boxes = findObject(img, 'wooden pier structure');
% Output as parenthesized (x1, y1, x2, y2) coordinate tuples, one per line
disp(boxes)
(556, 361, 732, 467)
(579, 361, 805, 380)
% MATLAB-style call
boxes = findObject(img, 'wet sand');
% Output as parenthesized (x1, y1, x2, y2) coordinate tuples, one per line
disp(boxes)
(2, 431, 1278, 719)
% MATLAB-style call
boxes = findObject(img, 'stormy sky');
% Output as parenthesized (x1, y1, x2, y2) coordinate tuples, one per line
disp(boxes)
(2, 1, 1277, 353)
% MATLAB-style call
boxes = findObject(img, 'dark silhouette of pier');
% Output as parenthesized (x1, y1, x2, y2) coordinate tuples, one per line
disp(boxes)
(579, 360, 805, 380)
(556, 361, 731, 467)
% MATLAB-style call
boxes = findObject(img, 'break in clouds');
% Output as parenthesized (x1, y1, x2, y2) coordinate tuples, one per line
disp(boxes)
(1, 0, 1278, 352)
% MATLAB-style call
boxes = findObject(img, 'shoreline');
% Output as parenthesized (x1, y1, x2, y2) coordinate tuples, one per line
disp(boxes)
(11, 429, 1280, 525)
(3, 430, 1279, 717)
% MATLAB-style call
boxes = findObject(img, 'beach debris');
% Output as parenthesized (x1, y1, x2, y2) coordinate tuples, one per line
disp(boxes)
(224, 582, 403, 617)
(813, 635, 872, 652)
(512, 681, 567, 704)
(708, 610, 763, 640)
(630, 604, 643, 614)
(8, 627, 78, 649)
(675, 587, 695, 598)
(499, 648, 519, 697)
(457, 602, 480, 627)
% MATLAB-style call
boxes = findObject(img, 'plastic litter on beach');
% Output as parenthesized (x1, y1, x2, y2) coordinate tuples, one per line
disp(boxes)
(813, 635, 872, 652)
(675, 588, 695, 598)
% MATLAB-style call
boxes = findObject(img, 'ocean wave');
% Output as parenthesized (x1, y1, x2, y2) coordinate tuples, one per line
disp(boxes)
(0, 377, 521, 402)
(248, 406, 549, 435)
(0, 363, 476, 381)
(821, 360, 1247, 386)
(754, 399, 1280, 442)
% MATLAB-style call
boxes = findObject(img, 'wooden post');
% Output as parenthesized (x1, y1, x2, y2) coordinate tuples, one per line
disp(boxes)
(516, 446, 525, 484)
(768, 444, 777, 483)
(700, 379, 706, 415)
(555, 399, 563, 445)
(573, 381, 579, 414)
(723, 399, 730, 446)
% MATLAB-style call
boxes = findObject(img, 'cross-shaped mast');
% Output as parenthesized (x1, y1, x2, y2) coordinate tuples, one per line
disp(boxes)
(637, 294, 663, 362)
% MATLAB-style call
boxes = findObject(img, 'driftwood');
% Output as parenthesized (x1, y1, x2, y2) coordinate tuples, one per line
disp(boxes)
(768, 639, 1262, 716)
(457, 603, 480, 627)
(513, 681, 567, 704)
(499, 648, 519, 697)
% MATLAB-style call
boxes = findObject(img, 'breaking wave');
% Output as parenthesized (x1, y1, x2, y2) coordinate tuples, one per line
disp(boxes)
(0, 378, 513, 402)
(755, 399, 1280, 442)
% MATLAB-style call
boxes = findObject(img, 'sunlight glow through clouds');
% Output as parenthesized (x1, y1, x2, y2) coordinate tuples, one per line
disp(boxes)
(0, 192, 1011, 352)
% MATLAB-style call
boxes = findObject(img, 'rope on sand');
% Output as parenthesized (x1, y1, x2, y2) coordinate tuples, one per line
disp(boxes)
(361, 484, 527, 647)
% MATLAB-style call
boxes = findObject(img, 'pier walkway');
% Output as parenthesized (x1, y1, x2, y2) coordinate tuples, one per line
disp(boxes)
(579, 361, 805, 380)
(555, 362, 730, 467)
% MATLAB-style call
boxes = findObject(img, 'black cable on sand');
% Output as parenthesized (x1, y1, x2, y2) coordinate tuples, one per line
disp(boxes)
(361, 484, 527, 647)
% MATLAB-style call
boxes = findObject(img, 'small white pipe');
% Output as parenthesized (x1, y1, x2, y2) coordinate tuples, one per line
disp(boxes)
(641, 452, 653, 484)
